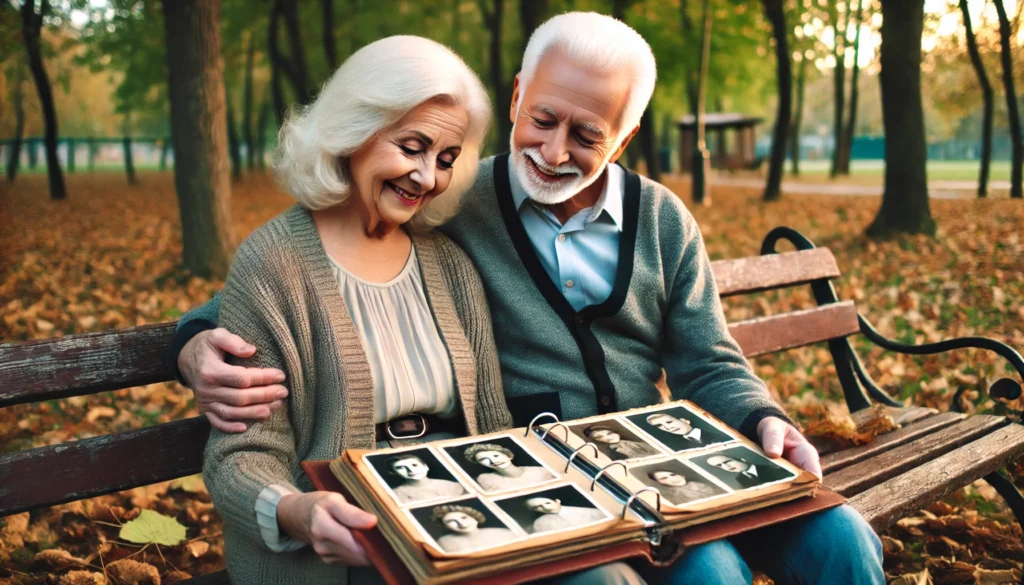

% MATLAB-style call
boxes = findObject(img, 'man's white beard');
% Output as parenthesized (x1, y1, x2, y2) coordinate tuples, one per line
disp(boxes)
(510, 130, 609, 205)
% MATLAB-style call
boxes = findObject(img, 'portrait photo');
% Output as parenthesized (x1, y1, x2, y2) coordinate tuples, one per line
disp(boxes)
(493, 484, 612, 536)
(407, 496, 521, 554)
(364, 447, 468, 506)
(689, 446, 797, 491)
(441, 434, 558, 494)
(567, 418, 664, 462)
(628, 458, 729, 506)
(625, 405, 734, 453)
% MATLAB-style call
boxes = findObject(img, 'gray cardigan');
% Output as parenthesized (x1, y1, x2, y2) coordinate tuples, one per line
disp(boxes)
(203, 205, 512, 584)
(175, 155, 787, 440)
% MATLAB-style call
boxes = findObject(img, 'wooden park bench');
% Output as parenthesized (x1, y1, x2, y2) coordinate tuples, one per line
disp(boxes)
(2, 227, 1023, 583)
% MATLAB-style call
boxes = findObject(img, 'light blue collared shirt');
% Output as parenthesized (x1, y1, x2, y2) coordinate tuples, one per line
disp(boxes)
(507, 156, 624, 311)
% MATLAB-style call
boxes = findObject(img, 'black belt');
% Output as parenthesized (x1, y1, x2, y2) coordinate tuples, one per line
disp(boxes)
(375, 414, 464, 443)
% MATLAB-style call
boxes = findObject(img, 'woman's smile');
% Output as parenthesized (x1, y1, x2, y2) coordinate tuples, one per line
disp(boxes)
(385, 181, 423, 207)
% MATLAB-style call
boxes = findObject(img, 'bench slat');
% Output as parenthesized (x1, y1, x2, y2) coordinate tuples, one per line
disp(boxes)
(711, 248, 840, 297)
(728, 301, 860, 358)
(0, 323, 177, 408)
(0, 416, 209, 517)
(821, 412, 966, 474)
(824, 415, 1007, 496)
(849, 423, 1024, 532)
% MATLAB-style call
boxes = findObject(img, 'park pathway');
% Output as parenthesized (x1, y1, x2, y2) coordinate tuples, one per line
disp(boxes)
(703, 176, 1013, 199)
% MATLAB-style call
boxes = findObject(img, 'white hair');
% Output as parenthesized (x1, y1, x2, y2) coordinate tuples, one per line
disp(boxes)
(274, 35, 492, 228)
(518, 12, 657, 143)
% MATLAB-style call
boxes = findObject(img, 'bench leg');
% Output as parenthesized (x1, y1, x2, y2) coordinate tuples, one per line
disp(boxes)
(982, 470, 1024, 532)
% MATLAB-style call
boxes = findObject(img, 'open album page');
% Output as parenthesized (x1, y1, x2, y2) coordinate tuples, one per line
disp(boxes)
(540, 401, 817, 519)
(336, 429, 653, 581)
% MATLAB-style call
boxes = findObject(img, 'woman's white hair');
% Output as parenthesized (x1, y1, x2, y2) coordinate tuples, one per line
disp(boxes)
(518, 12, 656, 143)
(274, 35, 492, 228)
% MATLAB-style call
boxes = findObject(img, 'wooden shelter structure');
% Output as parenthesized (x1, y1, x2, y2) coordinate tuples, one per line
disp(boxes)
(678, 113, 763, 172)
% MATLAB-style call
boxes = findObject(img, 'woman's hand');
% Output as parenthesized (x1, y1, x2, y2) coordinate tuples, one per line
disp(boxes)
(277, 491, 378, 566)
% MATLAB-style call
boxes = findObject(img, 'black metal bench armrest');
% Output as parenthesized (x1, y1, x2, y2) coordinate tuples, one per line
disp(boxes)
(858, 313, 1024, 415)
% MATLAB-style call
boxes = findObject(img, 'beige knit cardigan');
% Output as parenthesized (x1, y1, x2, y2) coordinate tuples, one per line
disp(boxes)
(203, 204, 513, 584)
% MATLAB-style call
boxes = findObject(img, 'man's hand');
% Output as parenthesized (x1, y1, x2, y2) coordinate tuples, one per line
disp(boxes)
(757, 416, 822, 479)
(178, 328, 288, 433)
(277, 492, 377, 566)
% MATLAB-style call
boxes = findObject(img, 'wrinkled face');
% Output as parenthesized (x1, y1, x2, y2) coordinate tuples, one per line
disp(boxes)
(390, 457, 429, 481)
(651, 470, 687, 488)
(442, 511, 479, 534)
(346, 99, 468, 228)
(588, 429, 621, 444)
(648, 414, 692, 436)
(509, 50, 632, 205)
(524, 497, 561, 514)
(707, 456, 750, 474)
(473, 450, 512, 469)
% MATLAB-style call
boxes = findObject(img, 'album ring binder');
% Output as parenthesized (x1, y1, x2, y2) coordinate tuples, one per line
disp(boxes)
(564, 443, 599, 473)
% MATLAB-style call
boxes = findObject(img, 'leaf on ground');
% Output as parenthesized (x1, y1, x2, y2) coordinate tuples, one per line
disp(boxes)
(889, 568, 932, 585)
(58, 571, 107, 585)
(105, 559, 160, 585)
(32, 548, 88, 570)
(85, 406, 117, 423)
(974, 568, 1021, 585)
(168, 474, 206, 494)
(185, 540, 209, 558)
(118, 509, 186, 547)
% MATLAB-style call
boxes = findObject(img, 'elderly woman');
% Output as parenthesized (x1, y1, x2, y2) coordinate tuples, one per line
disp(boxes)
(202, 36, 512, 584)
(430, 504, 516, 553)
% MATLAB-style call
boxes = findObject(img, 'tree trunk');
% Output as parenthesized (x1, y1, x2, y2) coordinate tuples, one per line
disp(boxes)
(275, 0, 312, 104)
(679, 0, 699, 115)
(256, 100, 270, 169)
(227, 93, 242, 182)
(480, 0, 511, 149)
(123, 136, 137, 185)
(839, 0, 863, 175)
(866, 0, 934, 237)
(691, 0, 712, 205)
(993, 0, 1022, 199)
(762, 0, 790, 201)
(21, 0, 66, 199)
(163, 0, 235, 279)
(5, 67, 24, 183)
(322, 0, 338, 69)
(790, 56, 806, 177)
(960, 0, 993, 197)
(268, 3, 287, 125)
(160, 136, 171, 171)
(829, 2, 848, 179)
(519, 0, 548, 56)
(243, 33, 256, 170)
(638, 106, 660, 181)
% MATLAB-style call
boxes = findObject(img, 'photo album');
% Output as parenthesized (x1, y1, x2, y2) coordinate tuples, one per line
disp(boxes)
(328, 400, 832, 585)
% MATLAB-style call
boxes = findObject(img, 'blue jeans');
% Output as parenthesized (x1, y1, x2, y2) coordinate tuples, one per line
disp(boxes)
(640, 505, 884, 585)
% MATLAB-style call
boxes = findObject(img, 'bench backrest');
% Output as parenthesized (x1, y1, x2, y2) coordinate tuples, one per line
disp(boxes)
(0, 248, 855, 517)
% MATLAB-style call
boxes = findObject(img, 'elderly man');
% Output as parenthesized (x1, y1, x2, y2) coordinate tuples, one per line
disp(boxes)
(705, 454, 794, 489)
(168, 12, 882, 585)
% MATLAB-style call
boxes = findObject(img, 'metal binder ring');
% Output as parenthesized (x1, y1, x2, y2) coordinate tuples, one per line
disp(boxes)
(564, 443, 599, 473)
(622, 487, 662, 520)
(590, 461, 628, 491)
(539, 423, 570, 442)
(525, 412, 560, 437)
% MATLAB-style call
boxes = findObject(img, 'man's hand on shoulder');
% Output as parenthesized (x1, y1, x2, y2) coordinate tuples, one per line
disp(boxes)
(757, 416, 822, 479)
(178, 328, 288, 433)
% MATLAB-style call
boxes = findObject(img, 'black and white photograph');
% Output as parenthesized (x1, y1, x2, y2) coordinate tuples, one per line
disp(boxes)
(567, 418, 664, 461)
(689, 446, 797, 491)
(493, 484, 613, 536)
(629, 458, 729, 505)
(407, 496, 521, 554)
(441, 434, 558, 494)
(624, 405, 734, 453)
(364, 447, 468, 505)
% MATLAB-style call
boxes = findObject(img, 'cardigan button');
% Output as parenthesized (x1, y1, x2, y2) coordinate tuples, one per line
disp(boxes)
(575, 315, 586, 325)
(600, 397, 611, 406)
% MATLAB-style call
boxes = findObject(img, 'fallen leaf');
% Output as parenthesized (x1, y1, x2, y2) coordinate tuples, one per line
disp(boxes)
(59, 571, 107, 585)
(889, 568, 933, 585)
(118, 509, 187, 547)
(32, 548, 87, 571)
(168, 475, 206, 494)
(974, 567, 1021, 585)
(105, 559, 160, 585)
(185, 540, 209, 558)
(85, 406, 117, 423)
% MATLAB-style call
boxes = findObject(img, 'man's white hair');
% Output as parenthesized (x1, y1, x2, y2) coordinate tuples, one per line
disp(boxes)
(518, 12, 657, 141)
(274, 35, 492, 228)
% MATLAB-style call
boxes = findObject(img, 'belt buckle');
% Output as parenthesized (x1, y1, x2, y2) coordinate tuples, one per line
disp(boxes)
(387, 414, 427, 440)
